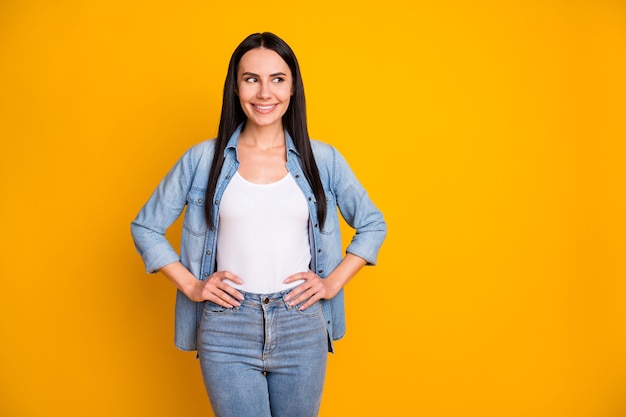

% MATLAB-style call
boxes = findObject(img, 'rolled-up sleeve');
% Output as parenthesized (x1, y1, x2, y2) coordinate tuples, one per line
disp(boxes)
(332, 147, 387, 265)
(131, 149, 193, 273)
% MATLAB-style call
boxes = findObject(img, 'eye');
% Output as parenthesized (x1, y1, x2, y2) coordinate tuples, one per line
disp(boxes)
(272, 77, 285, 83)
(245, 77, 257, 83)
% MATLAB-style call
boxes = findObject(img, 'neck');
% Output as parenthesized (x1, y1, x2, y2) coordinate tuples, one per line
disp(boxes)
(240, 123, 285, 150)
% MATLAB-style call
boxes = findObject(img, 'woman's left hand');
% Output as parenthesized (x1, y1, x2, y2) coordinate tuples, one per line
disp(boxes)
(283, 271, 339, 310)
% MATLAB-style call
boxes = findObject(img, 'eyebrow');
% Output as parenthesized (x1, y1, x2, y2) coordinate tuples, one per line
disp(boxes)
(241, 71, 287, 77)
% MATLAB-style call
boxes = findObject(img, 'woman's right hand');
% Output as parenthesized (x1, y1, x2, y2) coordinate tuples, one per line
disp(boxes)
(190, 271, 244, 307)
(159, 262, 244, 307)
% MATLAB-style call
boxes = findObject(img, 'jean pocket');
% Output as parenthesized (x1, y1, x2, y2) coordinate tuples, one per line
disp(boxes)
(202, 300, 230, 317)
(291, 300, 324, 318)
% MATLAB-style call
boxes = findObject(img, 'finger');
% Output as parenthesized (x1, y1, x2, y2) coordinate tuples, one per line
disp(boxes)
(219, 271, 244, 285)
(294, 286, 323, 310)
(218, 292, 241, 307)
(284, 272, 317, 300)
(284, 278, 313, 302)
(206, 290, 240, 308)
(216, 291, 241, 308)
(203, 280, 242, 307)
(288, 285, 318, 307)
(283, 271, 308, 285)
(298, 294, 321, 311)
(220, 283, 244, 302)
(209, 271, 244, 302)
(293, 279, 328, 309)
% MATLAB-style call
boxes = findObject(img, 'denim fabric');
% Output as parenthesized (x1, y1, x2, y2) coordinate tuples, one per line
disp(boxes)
(197, 290, 328, 417)
(131, 124, 387, 351)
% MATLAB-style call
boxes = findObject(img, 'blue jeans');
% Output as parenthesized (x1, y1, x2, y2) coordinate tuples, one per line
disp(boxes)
(197, 290, 329, 417)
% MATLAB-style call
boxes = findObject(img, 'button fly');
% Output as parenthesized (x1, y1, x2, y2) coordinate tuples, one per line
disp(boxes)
(263, 298, 270, 304)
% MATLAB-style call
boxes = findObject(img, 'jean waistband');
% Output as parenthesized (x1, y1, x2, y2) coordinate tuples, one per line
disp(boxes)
(238, 289, 292, 305)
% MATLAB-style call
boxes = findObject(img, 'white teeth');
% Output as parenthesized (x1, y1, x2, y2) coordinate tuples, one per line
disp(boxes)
(254, 105, 275, 110)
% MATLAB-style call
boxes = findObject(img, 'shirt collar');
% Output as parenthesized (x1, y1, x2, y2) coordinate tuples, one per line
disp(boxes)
(224, 123, 301, 158)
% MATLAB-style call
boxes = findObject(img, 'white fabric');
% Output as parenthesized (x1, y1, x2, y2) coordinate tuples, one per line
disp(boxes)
(217, 171, 310, 293)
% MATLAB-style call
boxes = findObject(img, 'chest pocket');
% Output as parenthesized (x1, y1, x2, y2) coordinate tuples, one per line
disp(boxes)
(183, 187, 209, 237)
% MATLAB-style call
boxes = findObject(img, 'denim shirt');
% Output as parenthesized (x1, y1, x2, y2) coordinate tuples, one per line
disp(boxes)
(131, 125, 387, 351)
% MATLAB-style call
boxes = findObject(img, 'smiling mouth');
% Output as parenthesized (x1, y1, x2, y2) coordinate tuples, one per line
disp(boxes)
(253, 104, 277, 112)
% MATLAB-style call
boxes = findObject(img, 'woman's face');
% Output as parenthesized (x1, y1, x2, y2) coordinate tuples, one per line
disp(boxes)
(236, 48, 293, 130)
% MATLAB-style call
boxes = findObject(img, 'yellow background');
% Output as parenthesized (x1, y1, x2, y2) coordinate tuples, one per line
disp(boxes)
(1, 1, 625, 416)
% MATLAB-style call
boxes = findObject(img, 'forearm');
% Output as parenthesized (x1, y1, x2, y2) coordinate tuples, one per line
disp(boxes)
(283, 253, 367, 309)
(159, 262, 200, 300)
(323, 253, 367, 297)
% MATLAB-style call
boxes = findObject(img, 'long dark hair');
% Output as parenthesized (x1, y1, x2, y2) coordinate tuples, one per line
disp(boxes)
(205, 32, 326, 230)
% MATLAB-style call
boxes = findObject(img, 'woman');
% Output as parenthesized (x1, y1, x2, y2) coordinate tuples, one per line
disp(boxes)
(131, 32, 386, 417)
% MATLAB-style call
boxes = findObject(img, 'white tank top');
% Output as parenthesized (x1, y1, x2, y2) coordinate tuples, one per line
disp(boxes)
(217, 171, 310, 293)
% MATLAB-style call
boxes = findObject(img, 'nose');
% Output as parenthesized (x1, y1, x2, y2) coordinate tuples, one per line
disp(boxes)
(256, 81, 271, 99)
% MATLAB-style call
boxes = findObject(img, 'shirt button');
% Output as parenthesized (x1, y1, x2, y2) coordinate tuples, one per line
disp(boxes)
(317, 249, 322, 253)
(295, 174, 300, 178)
(263, 298, 270, 304)
(318, 270, 323, 274)
(206, 250, 211, 255)
(214, 200, 219, 205)
(197, 198, 203, 203)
